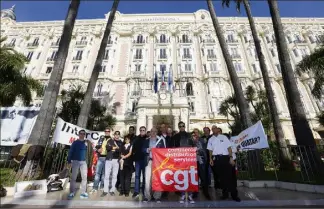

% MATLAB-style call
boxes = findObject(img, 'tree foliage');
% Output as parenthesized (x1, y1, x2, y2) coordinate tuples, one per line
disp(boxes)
(219, 85, 272, 136)
(0, 36, 43, 106)
(57, 85, 116, 130)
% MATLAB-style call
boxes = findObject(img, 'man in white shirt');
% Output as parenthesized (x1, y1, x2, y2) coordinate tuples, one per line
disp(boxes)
(207, 125, 240, 202)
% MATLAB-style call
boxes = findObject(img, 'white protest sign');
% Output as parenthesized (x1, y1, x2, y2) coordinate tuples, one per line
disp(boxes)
(52, 117, 104, 146)
(0, 107, 40, 146)
(230, 121, 269, 150)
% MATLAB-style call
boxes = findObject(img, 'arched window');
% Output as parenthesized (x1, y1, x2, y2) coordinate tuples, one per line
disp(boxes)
(186, 82, 194, 96)
(137, 35, 144, 43)
(160, 34, 166, 43)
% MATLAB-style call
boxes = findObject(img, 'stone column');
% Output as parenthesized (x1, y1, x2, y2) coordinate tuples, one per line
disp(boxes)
(147, 115, 153, 131)
(136, 108, 146, 135)
(173, 115, 180, 131)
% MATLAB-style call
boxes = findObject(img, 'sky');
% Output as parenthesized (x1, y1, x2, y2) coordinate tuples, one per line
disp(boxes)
(1, 1, 324, 22)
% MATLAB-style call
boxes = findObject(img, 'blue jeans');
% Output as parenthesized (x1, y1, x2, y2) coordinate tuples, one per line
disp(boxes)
(134, 160, 146, 194)
(93, 157, 105, 190)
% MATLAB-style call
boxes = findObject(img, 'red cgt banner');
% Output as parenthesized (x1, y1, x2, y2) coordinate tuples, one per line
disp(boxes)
(152, 147, 199, 192)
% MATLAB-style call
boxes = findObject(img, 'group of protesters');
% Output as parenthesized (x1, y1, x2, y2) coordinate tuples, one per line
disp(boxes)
(67, 121, 241, 203)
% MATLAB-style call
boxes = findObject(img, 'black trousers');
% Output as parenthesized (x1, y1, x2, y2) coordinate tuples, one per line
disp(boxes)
(212, 155, 238, 198)
(211, 162, 221, 189)
(120, 165, 132, 194)
(198, 162, 209, 192)
(115, 170, 120, 189)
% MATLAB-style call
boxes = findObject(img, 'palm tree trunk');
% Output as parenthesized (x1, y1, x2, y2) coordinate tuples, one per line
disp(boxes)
(207, 0, 264, 174)
(28, 0, 80, 145)
(207, 0, 252, 129)
(243, 0, 293, 170)
(267, 0, 323, 175)
(24, 0, 81, 178)
(77, 0, 120, 128)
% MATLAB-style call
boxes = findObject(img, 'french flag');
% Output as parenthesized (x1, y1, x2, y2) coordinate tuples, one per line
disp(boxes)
(168, 67, 174, 93)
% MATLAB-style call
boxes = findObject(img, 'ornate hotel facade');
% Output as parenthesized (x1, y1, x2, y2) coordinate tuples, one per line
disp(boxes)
(1, 6, 324, 143)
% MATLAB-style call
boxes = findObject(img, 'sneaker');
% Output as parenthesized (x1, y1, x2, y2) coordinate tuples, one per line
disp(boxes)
(101, 192, 108, 197)
(132, 192, 139, 199)
(90, 189, 97, 194)
(232, 197, 241, 202)
(110, 192, 115, 196)
(119, 192, 124, 196)
(80, 193, 89, 199)
(143, 198, 149, 202)
(156, 199, 161, 204)
(179, 195, 186, 204)
(68, 192, 75, 199)
(188, 195, 195, 204)
(125, 193, 129, 197)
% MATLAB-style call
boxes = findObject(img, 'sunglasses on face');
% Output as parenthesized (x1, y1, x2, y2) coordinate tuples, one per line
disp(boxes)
(179, 125, 185, 128)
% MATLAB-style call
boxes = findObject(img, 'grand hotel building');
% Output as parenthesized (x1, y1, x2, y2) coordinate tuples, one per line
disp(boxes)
(1, 6, 324, 143)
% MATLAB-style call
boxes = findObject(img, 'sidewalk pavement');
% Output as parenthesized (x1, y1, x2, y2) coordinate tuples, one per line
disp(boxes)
(1, 187, 324, 208)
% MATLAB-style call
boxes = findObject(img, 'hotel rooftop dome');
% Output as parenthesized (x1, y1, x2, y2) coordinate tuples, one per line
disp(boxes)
(1, 5, 16, 21)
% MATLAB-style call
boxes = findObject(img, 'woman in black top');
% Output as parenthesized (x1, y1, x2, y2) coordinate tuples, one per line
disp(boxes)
(119, 136, 133, 196)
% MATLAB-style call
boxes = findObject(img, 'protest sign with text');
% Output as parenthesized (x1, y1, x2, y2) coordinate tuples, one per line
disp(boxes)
(231, 121, 269, 150)
(0, 107, 40, 146)
(152, 147, 198, 192)
(52, 117, 104, 146)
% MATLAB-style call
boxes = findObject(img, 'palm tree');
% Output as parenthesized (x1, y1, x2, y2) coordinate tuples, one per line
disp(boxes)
(267, 0, 323, 174)
(77, 0, 120, 128)
(296, 35, 323, 100)
(206, 0, 252, 129)
(0, 37, 43, 106)
(27, 0, 81, 146)
(222, 0, 292, 170)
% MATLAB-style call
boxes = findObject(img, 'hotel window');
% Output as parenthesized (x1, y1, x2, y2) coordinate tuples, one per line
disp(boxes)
(160, 34, 166, 43)
(252, 64, 258, 73)
(244, 35, 249, 43)
(275, 64, 281, 73)
(209, 63, 218, 72)
(36, 52, 41, 59)
(135, 49, 142, 59)
(182, 34, 189, 43)
(227, 34, 235, 42)
(234, 62, 243, 72)
(132, 101, 138, 112)
(50, 51, 57, 60)
(183, 48, 191, 58)
(74, 50, 83, 60)
(207, 49, 215, 58)
(26, 51, 33, 61)
(293, 48, 299, 57)
(104, 49, 109, 59)
(160, 48, 167, 58)
(46, 66, 53, 74)
(186, 83, 194, 96)
(209, 101, 213, 112)
(203, 64, 207, 73)
(72, 65, 79, 73)
(201, 49, 205, 56)
(308, 35, 315, 44)
(270, 48, 276, 57)
(136, 35, 144, 43)
(230, 48, 239, 56)
(188, 102, 195, 112)
(184, 63, 192, 71)
(207, 84, 210, 94)
(9, 38, 16, 46)
(55, 37, 61, 45)
(135, 64, 141, 72)
(107, 36, 112, 44)
(33, 37, 39, 46)
(96, 83, 103, 96)
(300, 48, 308, 58)
(294, 34, 302, 42)
(100, 65, 106, 73)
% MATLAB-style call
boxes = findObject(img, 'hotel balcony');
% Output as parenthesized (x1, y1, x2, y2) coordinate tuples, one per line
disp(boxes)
(27, 42, 39, 48)
(182, 54, 192, 60)
(75, 41, 88, 46)
(207, 54, 217, 60)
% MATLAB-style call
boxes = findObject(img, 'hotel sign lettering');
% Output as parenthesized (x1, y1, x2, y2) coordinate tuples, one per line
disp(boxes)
(136, 17, 181, 22)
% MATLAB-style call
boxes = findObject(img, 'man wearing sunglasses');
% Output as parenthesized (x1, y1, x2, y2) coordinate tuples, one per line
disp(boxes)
(90, 128, 111, 194)
(67, 129, 88, 199)
(131, 126, 148, 199)
(171, 121, 195, 204)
